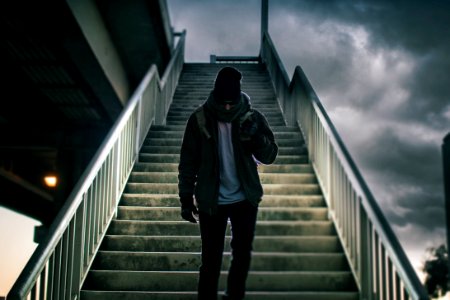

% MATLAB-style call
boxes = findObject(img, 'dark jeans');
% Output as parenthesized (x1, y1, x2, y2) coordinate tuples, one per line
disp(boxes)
(197, 200, 258, 300)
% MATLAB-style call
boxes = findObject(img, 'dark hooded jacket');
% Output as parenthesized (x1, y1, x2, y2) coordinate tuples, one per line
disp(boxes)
(178, 92, 278, 215)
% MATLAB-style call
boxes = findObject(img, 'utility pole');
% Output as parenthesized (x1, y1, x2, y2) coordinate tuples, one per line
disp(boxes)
(261, 0, 268, 51)
(443, 133, 450, 290)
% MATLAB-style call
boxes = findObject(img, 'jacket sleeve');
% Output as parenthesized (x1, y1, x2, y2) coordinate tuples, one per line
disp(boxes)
(178, 113, 201, 200)
(249, 111, 278, 164)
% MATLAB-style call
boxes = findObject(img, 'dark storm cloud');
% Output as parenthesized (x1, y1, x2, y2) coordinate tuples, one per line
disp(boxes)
(358, 128, 442, 186)
(356, 128, 445, 230)
(266, 0, 448, 234)
(269, 0, 450, 126)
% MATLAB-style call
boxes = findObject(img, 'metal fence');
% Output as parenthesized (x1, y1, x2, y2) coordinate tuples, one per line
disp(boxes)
(7, 30, 186, 300)
(261, 31, 429, 300)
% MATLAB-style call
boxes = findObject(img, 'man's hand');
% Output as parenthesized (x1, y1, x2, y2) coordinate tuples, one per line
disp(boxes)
(240, 118, 258, 137)
(180, 197, 199, 223)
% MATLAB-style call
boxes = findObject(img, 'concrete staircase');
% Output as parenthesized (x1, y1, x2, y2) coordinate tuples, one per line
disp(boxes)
(80, 63, 359, 299)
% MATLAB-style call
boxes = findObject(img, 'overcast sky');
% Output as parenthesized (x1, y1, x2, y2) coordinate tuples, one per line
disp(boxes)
(167, 0, 449, 276)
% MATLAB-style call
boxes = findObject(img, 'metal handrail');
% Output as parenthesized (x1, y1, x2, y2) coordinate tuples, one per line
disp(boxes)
(7, 30, 186, 300)
(260, 31, 429, 300)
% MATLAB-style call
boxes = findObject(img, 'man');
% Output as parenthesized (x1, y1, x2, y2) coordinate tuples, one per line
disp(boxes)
(178, 66, 278, 300)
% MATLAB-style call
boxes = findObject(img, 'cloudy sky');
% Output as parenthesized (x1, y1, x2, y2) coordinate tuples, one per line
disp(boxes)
(167, 0, 449, 276)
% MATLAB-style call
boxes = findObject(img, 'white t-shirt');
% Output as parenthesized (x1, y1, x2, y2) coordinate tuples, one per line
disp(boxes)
(217, 121, 246, 205)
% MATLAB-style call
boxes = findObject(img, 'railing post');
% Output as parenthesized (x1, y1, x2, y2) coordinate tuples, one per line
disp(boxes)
(443, 133, 450, 288)
(112, 139, 121, 219)
(360, 204, 373, 300)
(71, 198, 86, 300)
(135, 96, 143, 157)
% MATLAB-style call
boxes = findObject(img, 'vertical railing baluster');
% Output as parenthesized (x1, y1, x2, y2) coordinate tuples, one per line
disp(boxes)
(113, 139, 121, 218)
(395, 270, 402, 300)
(47, 255, 54, 300)
(39, 265, 46, 300)
(31, 284, 37, 300)
(100, 165, 107, 232)
(88, 186, 95, 261)
(388, 258, 394, 299)
(344, 178, 349, 246)
(53, 243, 62, 300)
(84, 191, 91, 268)
(106, 153, 113, 215)
(373, 232, 380, 299)
(65, 218, 75, 300)
(59, 231, 69, 299)
(92, 179, 98, 250)
(94, 176, 101, 244)
(381, 245, 387, 300)
(72, 199, 85, 300)
(97, 166, 104, 235)
(357, 196, 361, 272)
(360, 208, 373, 300)
(135, 96, 143, 156)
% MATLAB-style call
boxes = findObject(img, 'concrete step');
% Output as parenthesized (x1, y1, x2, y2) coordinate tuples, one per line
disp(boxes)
(100, 235, 342, 253)
(139, 145, 305, 155)
(169, 102, 282, 108)
(132, 163, 178, 172)
(141, 138, 181, 147)
(91, 251, 348, 272)
(108, 220, 335, 236)
(137, 154, 309, 164)
(172, 95, 276, 102)
(117, 207, 328, 221)
(83, 270, 356, 292)
(171, 98, 278, 104)
(119, 194, 325, 208)
(124, 183, 320, 195)
(165, 120, 288, 127)
(174, 87, 275, 94)
(138, 154, 180, 163)
(150, 125, 300, 133)
(142, 137, 303, 147)
(264, 184, 321, 195)
(257, 164, 312, 173)
(80, 290, 359, 300)
(167, 110, 282, 118)
(128, 172, 316, 184)
(165, 115, 286, 124)
(146, 130, 303, 140)
(177, 78, 271, 83)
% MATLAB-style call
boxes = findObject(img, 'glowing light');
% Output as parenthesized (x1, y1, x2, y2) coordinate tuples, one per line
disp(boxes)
(44, 176, 58, 188)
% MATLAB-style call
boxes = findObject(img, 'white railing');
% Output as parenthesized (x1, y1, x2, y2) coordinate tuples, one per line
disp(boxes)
(260, 32, 429, 300)
(7, 30, 186, 300)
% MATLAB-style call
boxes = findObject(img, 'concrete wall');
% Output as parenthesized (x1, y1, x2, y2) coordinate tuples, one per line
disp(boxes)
(67, 0, 130, 105)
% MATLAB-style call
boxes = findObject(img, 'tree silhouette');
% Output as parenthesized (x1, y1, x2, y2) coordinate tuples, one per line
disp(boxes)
(422, 244, 448, 298)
